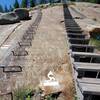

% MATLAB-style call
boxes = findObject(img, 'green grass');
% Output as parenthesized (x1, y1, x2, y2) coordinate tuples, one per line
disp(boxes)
(13, 87, 32, 100)
(90, 38, 100, 50)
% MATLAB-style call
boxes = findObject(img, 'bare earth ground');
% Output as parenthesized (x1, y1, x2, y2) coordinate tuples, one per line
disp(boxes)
(0, 6, 74, 100)
(70, 2, 100, 30)
(20, 6, 73, 99)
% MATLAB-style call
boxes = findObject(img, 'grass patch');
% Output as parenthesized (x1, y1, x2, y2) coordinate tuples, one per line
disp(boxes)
(90, 38, 100, 50)
(13, 87, 33, 100)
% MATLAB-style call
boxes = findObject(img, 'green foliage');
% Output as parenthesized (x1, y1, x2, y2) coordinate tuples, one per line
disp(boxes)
(21, 0, 28, 8)
(14, 87, 32, 100)
(90, 33, 100, 50)
(49, 0, 54, 4)
(5, 6, 9, 12)
(30, 0, 35, 7)
(9, 5, 14, 11)
(14, 0, 19, 8)
(40, 0, 46, 4)
(0, 4, 4, 12)
(81, 0, 100, 3)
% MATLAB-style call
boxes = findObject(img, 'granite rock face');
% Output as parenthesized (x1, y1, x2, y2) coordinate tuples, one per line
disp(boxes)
(0, 12, 20, 25)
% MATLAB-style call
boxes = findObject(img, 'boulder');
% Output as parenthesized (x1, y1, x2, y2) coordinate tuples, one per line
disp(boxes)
(0, 12, 20, 25)
(87, 25, 100, 33)
(14, 8, 30, 20)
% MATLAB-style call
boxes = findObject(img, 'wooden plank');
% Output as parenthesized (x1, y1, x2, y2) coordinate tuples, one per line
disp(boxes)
(69, 38, 89, 41)
(78, 78, 100, 84)
(70, 44, 95, 48)
(72, 52, 100, 57)
(69, 38, 90, 45)
(67, 27, 82, 30)
(74, 62, 100, 71)
(67, 29, 83, 33)
(77, 78, 100, 95)
(70, 44, 95, 52)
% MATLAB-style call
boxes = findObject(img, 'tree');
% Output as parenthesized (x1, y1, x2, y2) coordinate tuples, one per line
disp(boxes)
(96, 0, 100, 3)
(14, 0, 19, 8)
(21, 0, 28, 8)
(0, 4, 4, 12)
(5, 6, 9, 12)
(40, 0, 46, 4)
(30, 0, 35, 7)
(9, 5, 14, 11)
(49, 0, 54, 4)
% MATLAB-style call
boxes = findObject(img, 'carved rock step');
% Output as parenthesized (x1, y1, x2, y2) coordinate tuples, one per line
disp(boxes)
(3, 66, 22, 73)
(12, 49, 28, 56)
(18, 42, 32, 47)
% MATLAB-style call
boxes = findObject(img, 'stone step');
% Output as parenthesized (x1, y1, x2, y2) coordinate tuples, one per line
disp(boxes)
(12, 49, 28, 56)
(3, 66, 22, 73)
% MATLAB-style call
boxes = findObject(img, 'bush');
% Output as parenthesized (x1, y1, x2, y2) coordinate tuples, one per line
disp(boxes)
(13, 87, 33, 100)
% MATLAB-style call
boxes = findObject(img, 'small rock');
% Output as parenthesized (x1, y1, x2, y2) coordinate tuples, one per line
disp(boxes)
(14, 8, 31, 20)
(87, 25, 100, 33)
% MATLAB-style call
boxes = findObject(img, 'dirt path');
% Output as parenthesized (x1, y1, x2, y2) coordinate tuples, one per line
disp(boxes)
(0, 6, 73, 100)
(18, 6, 73, 99)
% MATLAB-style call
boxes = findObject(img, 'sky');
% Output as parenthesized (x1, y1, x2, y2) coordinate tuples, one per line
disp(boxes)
(0, 0, 22, 9)
(0, 0, 41, 10)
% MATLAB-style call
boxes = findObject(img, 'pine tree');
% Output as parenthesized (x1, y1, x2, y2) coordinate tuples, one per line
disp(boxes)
(9, 5, 14, 11)
(30, 0, 35, 7)
(21, 0, 28, 8)
(40, 0, 46, 4)
(5, 6, 9, 12)
(49, 0, 54, 4)
(0, 4, 3, 12)
(14, 0, 19, 8)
